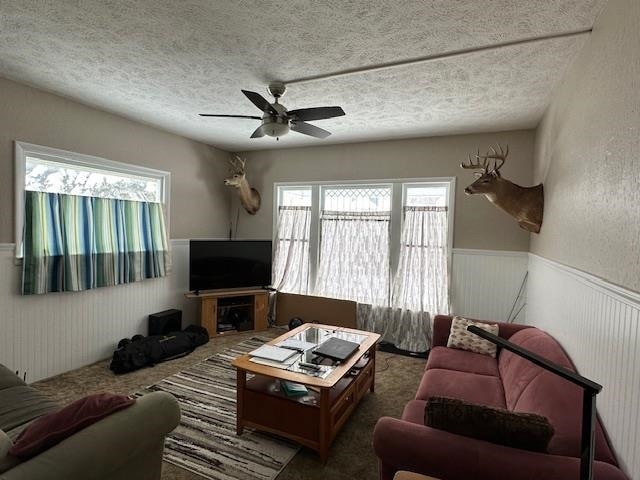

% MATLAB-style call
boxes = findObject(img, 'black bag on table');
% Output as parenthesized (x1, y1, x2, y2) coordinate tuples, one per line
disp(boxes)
(110, 325, 209, 374)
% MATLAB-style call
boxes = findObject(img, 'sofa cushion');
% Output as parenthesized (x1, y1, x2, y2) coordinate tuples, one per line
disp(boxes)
(426, 346, 499, 377)
(447, 316, 499, 357)
(416, 369, 506, 408)
(514, 371, 617, 464)
(425, 396, 554, 453)
(0, 386, 59, 433)
(9, 393, 135, 459)
(499, 328, 575, 409)
(501, 328, 618, 465)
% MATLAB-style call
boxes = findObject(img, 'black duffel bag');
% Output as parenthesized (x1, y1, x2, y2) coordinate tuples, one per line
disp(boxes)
(110, 325, 209, 374)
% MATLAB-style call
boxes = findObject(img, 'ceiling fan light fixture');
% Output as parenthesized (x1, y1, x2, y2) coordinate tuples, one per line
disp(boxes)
(199, 84, 344, 139)
(263, 120, 290, 137)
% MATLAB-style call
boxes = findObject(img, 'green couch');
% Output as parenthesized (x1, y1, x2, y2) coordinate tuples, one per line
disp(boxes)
(0, 364, 180, 480)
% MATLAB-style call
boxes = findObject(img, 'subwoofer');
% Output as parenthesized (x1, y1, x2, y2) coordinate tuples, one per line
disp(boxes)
(148, 309, 182, 336)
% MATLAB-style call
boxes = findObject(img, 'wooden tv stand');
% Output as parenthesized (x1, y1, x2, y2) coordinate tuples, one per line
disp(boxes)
(185, 288, 269, 338)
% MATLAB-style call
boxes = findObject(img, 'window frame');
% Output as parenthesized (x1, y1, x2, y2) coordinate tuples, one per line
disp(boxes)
(15, 141, 171, 257)
(273, 177, 456, 305)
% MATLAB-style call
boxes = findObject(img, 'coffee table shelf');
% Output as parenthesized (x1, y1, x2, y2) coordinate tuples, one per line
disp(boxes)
(233, 324, 379, 462)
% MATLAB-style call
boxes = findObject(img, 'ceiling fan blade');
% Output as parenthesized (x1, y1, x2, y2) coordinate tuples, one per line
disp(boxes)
(241, 90, 278, 115)
(250, 125, 266, 138)
(287, 106, 345, 122)
(199, 114, 262, 119)
(291, 121, 331, 139)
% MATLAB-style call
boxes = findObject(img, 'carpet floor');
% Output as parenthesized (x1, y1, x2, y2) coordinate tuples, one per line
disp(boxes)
(135, 337, 300, 480)
(32, 328, 426, 480)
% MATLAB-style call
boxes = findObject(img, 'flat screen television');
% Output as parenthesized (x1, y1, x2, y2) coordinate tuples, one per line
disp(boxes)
(189, 240, 272, 292)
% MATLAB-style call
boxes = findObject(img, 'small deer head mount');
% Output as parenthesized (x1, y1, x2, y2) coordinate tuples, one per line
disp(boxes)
(224, 156, 261, 215)
(461, 145, 544, 233)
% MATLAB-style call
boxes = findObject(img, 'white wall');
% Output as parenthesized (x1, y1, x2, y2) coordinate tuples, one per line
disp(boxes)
(527, 254, 640, 476)
(0, 78, 232, 381)
(0, 76, 232, 243)
(527, 1, 640, 477)
(451, 249, 528, 322)
(531, 1, 640, 292)
(0, 240, 196, 382)
(236, 130, 535, 252)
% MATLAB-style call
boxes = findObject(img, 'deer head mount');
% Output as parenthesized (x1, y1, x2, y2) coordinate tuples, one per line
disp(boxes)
(224, 156, 261, 215)
(461, 145, 543, 233)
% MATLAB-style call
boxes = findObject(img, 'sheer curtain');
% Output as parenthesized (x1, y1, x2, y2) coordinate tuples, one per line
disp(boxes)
(358, 206, 449, 351)
(272, 206, 311, 294)
(314, 211, 390, 306)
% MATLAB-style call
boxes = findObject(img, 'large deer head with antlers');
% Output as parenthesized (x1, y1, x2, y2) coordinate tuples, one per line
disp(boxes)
(461, 145, 543, 233)
(224, 156, 261, 215)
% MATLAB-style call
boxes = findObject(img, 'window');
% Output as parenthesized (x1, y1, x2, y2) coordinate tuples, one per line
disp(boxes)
(272, 186, 312, 294)
(15, 142, 171, 294)
(15, 142, 170, 255)
(315, 185, 392, 306)
(392, 184, 450, 316)
(273, 179, 454, 308)
(25, 156, 162, 202)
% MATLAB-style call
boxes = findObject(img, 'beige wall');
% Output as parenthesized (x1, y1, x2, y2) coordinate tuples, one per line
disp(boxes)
(531, 0, 640, 292)
(235, 130, 535, 251)
(0, 76, 231, 243)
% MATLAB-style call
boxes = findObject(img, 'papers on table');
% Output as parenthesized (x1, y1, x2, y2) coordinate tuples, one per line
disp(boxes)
(276, 339, 318, 352)
(249, 355, 299, 369)
(249, 345, 298, 362)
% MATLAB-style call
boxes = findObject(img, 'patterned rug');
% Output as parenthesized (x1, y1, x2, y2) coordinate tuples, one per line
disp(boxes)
(136, 337, 299, 480)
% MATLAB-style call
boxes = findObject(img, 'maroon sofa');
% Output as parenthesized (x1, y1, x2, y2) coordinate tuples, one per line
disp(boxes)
(373, 315, 628, 480)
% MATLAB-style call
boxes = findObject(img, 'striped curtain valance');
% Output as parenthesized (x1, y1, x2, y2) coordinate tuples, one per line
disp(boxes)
(22, 191, 170, 295)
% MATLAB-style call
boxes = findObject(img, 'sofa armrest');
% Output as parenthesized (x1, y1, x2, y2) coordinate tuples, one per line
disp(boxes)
(431, 315, 532, 348)
(431, 315, 454, 347)
(0, 391, 180, 480)
(373, 417, 628, 480)
(0, 366, 26, 391)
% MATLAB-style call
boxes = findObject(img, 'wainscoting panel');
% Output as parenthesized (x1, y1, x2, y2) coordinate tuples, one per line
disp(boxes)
(527, 254, 640, 478)
(0, 240, 195, 383)
(451, 249, 529, 322)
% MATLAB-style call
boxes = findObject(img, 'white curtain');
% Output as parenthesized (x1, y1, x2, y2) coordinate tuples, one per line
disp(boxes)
(358, 206, 449, 351)
(314, 211, 390, 306)
(272, 206, 311, 294)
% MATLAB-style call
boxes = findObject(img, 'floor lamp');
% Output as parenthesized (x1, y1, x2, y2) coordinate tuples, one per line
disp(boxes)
(467, 325, 603, 480)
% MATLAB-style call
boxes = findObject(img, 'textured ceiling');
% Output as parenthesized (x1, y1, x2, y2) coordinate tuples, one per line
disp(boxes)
(0, 1, 606, 151)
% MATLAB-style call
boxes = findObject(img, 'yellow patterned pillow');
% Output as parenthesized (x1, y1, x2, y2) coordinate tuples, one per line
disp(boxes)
(446, 316, 499, 358)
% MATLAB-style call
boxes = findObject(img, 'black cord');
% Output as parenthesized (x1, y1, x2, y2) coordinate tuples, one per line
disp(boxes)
(376, 355, 393, 373)
(507, 271, 528, 323)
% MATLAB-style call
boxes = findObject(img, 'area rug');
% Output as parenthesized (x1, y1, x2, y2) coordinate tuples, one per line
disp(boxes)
(136, 337, 299, 480)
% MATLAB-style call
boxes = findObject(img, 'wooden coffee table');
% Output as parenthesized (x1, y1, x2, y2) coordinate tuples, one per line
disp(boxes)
(232, 323, 380, 462)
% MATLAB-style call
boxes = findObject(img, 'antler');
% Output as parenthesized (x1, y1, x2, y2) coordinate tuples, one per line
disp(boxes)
(460, 148, 490, 173)
(228, 155, 246, 173)
(478, 144, 509, 173)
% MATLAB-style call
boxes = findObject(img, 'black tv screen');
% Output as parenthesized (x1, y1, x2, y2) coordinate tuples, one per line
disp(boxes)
(189, 240, 272, 292)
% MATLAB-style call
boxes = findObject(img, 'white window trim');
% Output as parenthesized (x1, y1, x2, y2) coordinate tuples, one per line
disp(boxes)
(273, 177, 456, 309)
(14, 141, 171, 257)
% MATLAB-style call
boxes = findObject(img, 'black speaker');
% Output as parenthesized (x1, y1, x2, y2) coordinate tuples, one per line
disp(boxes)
(288, 317, 304, 330)
(148, 309, 182, 336)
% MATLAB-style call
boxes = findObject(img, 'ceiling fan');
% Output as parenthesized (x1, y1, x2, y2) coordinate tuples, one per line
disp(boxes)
(199, 82, 345, 139)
